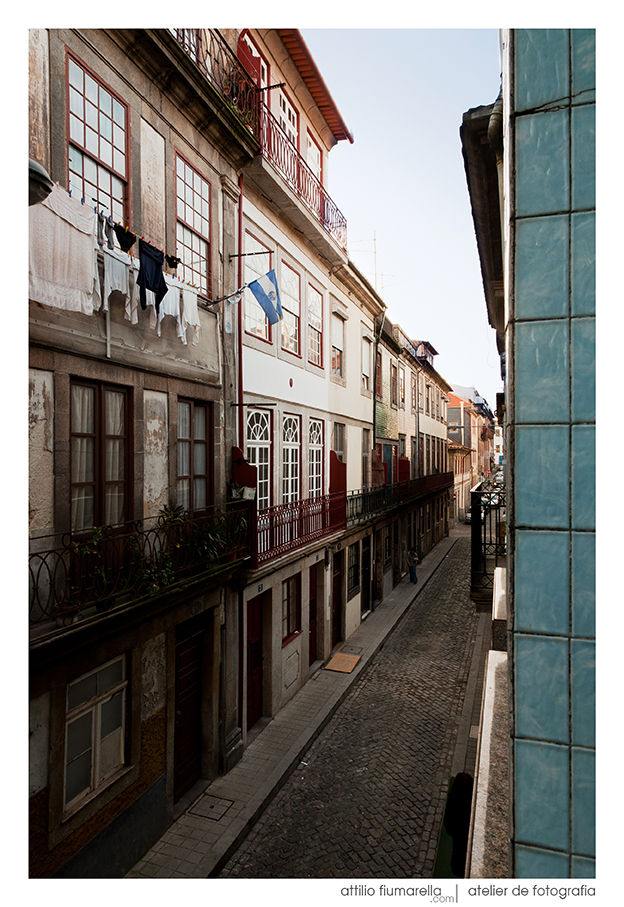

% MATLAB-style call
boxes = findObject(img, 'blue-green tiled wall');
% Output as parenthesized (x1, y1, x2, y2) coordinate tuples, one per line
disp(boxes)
(511, 28, 595, 879)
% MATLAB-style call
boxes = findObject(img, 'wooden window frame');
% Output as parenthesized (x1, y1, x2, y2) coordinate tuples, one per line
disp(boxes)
(347, 541, 360, 600)
(333, 421, 345, 463)
(243, 229, 273, 343)
(331, 313, 345, 379)
(308, 418, 324, 498)
(391, 363, 398, 407)
(281, 573, 302, 645)
(280, 260, 301, 357)
(375, 350, 382, 400)
(175, 151, 212, 300)
(246, 408, 273, 510)
(69, 379, 131, 532)
(66, 50, 130, 227)
(176, 398, 213, 513)
(282, 413, 301, 504)
(63, 655, 129, 817)
(307, 283, 324, 368)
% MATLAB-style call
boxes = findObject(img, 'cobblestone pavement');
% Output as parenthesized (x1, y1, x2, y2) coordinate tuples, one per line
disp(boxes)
(219, 538, 478, 878)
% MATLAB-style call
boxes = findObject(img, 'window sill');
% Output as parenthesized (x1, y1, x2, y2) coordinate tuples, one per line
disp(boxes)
(281, 629, 302, 648)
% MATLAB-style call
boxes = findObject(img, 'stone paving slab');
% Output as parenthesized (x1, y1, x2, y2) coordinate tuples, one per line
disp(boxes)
(127, 527, 475, 879)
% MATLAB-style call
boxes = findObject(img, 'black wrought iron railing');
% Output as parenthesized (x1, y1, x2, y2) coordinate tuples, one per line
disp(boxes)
(29, 502, 252, 627)
(470, 485, 507, 604)
(347, 472, 453, 525)
(169, 28, 259, 135)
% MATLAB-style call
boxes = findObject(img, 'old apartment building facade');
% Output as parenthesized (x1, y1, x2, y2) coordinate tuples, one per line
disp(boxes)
(28, 27, 453, 877)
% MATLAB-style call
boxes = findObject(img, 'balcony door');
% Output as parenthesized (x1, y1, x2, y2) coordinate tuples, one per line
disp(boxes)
(331, 549, 344, 649)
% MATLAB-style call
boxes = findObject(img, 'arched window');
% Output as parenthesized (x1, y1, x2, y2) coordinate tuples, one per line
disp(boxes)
(282, 415, 300, 503)
(308, 419, 323, 498)
(246, 410, 271, 509)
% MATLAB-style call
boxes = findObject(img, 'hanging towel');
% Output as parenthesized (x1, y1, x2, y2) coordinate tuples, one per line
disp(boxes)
(137, 238, 168, 313)
(157, 274, 184, 339)
(29, 184, 100, 314)
(113, 222, 137, 253)
(102, 247, 131, 313)
(181, 286, 201, 345)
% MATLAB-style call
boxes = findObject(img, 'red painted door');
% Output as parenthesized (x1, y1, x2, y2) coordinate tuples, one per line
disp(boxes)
(246, 594, 264, 731)
(309, 564, 318, 665)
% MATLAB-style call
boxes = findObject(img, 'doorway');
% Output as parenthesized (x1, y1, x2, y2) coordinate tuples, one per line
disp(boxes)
(246, 593, 265, 731)
(361, 535, 371, 615)
(174, 613, 210, 802)
(331, 549, 344, 649)
(309, 563, 318, 665)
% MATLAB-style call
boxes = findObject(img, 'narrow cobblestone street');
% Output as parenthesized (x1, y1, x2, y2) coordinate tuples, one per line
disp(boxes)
(220, 536, 478, 878)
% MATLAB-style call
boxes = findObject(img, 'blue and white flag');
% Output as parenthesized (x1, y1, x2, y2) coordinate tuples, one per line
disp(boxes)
(247, 269, 283, 325)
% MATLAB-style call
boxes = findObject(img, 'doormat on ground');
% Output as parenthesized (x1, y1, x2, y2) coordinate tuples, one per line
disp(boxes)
(324, 652, 361, 673)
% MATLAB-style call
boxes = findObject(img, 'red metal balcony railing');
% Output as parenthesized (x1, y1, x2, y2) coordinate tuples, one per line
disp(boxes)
(258, 103, 347, 251)
(254, 491, 346, 567)
(170, 28, 259, 136)
(29, 502, 253, 629)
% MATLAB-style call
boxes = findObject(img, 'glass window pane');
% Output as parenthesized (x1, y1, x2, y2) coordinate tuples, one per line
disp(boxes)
(100, 140, 112, 167)
(112, 97, 125, 128)
(69, 86, 83, 118)
(71, 437, 94, 483)
(178, 402, 191, 439)
(85, 73, 98, 105)
(66, 712, 92, 761)
(105, 486, 125, 525)
(85, 126, 98, 156)
(105, 390, 125, 435)
(97, 659, 124, 694)
(99, 112, 112, 141)
(113, 123, 124, 151)
(71, 488, 94, 531)
(85, 100, 98, 130)
(194, 405, 206, 440)
(68, 59, 83, 91)
(193, 477, 206, 510)
(98, 725, 123, 783)
(178, 440, 190, 477)
(193, 442, 206, 475)
(68, 674, 97, 711)
(99, 87, 112, 117)
(69, 114, 84, 146)
(100, 690, 123, 737)
(177, 477, 190, 511)
(65, 749, 92, 803)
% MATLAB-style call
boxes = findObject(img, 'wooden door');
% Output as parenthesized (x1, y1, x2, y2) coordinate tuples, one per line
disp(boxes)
(361, 535, 371, 615)
(309, 564, 318, 665)
(246, 594, 264, 731)
(331, 550, 344, 649)
(174, 621, 205, 801)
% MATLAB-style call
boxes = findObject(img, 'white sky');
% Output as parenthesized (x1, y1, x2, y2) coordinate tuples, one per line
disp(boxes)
(302, 28, 503, 409)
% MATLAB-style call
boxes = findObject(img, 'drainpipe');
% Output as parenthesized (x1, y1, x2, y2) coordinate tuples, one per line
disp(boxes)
(237, 173, 244, 450)
(372, 309, 386, 459)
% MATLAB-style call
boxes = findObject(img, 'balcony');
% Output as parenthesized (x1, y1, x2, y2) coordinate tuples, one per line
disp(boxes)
(347, 472, 454, 525)
(29, 502, 253, 635)
(470, 485, 507, 607)
(254, 492, 346, 568)
(169, 28, 259, 137)
(244, 102, 348, 264)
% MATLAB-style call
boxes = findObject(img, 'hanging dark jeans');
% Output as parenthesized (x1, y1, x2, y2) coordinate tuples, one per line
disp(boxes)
(137, 239, 168, 313)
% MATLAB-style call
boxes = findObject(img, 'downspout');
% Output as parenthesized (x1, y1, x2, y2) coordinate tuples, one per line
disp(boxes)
(237, 173, 244, 449)
(372, 308, 386, 457)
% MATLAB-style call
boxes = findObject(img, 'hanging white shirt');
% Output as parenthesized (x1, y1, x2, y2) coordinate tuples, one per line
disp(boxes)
(102, 246, 131, 313)
(157, 274, 184, 339)
(29, 184, 100, 314)
(181, 286, 201, 345)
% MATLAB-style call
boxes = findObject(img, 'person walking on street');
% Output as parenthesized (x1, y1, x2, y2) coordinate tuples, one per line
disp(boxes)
(408, 547, 418, 584)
